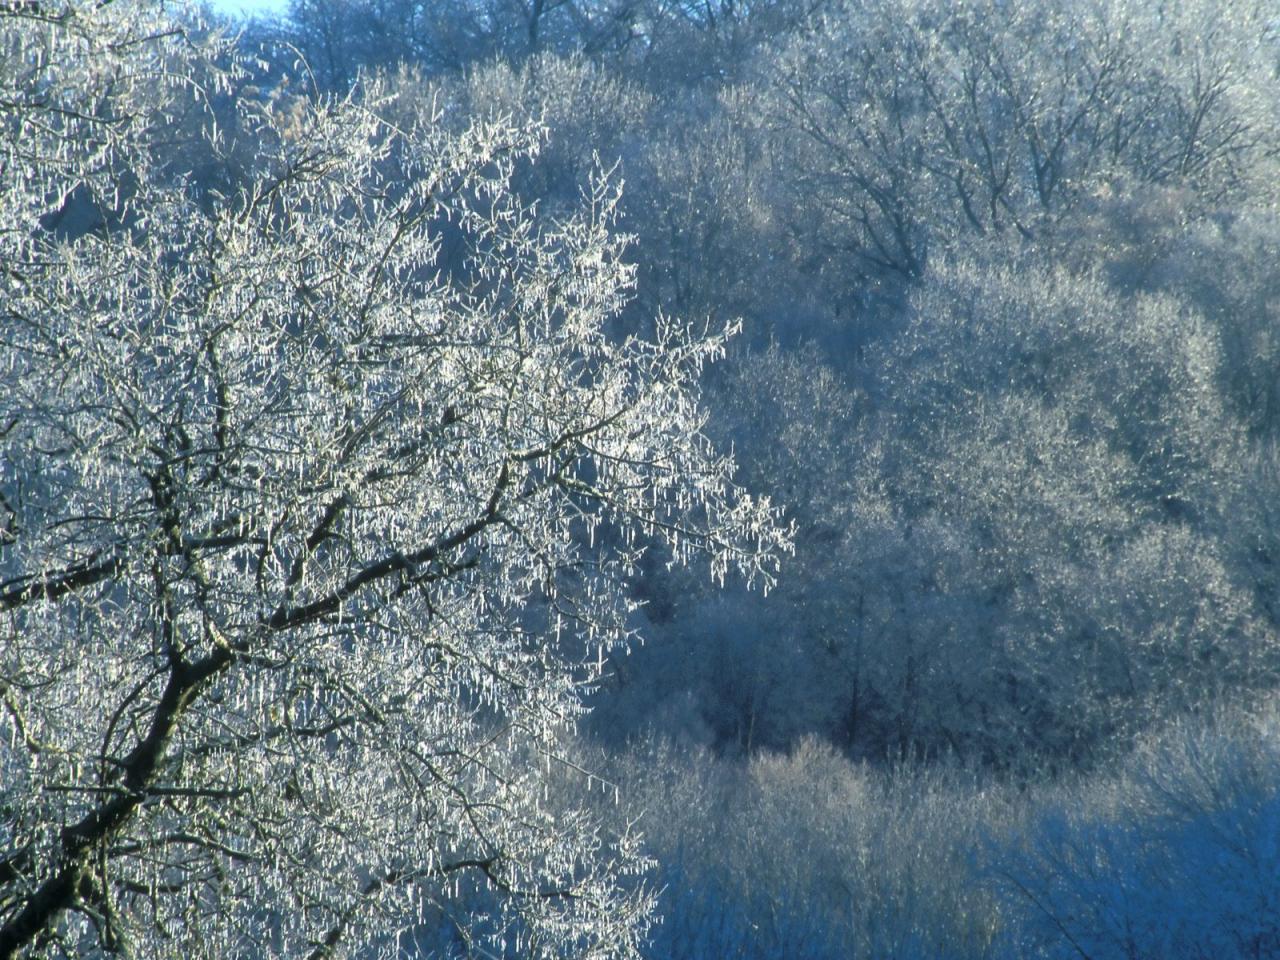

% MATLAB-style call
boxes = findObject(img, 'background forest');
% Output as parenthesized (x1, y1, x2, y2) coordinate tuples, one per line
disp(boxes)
(6, 0, 1280, 955)
(241, 1, 1280, 954)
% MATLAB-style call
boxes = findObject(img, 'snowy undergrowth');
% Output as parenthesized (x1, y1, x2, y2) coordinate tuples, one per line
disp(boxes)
(558, 701, 1280, 960)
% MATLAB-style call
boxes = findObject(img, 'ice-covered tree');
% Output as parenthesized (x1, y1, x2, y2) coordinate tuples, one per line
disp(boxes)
(0, 3, 786, 957)
(761, 0, 1280, 285)
(861, 254, 1264, 762)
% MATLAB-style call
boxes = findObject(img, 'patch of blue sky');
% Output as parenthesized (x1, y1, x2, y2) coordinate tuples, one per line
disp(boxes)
(204, 0, 289, 21)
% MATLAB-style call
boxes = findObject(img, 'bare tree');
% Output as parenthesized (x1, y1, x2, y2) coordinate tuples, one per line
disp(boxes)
(0, 3, 787, 957)
(760, 0, 1280, 284)
(279, 0, 647, 90)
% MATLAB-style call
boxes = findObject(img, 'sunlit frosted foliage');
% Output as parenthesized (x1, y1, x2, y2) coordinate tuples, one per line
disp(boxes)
(0, 3, 787, 956)
(762, 0, 1280, 281)
(865, 255, 1265, 760)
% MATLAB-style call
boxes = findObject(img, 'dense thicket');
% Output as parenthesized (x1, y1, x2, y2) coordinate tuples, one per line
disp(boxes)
(244, 0, 1280, 948)
(267, 0, 1280, 770)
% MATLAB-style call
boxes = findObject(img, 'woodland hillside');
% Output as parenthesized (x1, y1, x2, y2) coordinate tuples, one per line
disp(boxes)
(2, 0, 1279, 956)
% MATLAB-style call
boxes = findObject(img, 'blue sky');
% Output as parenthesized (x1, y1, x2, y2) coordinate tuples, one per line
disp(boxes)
(206, 0, 290, 21)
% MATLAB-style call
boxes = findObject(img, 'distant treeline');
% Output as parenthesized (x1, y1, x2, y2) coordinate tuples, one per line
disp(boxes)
(218, 3, 1280, 954)
(233, 0, 1280, 771)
